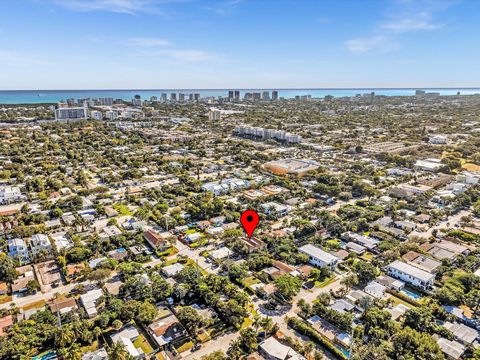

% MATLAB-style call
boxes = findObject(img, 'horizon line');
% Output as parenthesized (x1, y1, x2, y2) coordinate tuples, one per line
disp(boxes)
(1, 87, 480, 92)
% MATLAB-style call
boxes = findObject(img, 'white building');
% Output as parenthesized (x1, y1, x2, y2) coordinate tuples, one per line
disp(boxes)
(414, 158, 443, 172)
(259, 336, 306, 360)
(54, 107, 88, 120)
(364, 281, 386, 299)
(429, 135, 447, 144)
(387, 260, 434, 291)
(110, 325, 143, 359)
(89, 110, 103, 120)
(456, 171, 480, 185)
(105, 110, 118, 120)
(80, 289, 103, 318)
(261, 202, 291, 217)
(7, 238, 30, 263)
(208, 109, 222, 121)
(0, 186, 24, 204)
(234, 126, 302, 144)
(29, 234, 52, 255)
(299, 244, 340, 269)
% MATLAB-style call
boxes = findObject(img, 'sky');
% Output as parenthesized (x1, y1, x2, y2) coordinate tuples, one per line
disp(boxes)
(0, 0, 479, 89)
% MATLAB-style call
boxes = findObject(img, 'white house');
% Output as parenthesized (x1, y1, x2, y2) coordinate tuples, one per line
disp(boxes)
(387, 260, 434, 291)
(299, 244, 340, 269)
(259, 336, 306, 360)
(29, 234, 52, 256)
(0, 186, 24, 204)
(80, 289, 103, 318)
(110, 325, 144, 359)
(364, 281, 386, 299)
(7, 238, 30, 263)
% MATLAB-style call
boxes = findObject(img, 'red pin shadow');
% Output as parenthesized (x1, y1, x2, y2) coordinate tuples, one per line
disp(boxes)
(240, 210, 259, 238)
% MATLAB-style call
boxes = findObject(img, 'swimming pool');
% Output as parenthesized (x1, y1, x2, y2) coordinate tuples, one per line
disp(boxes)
(400, 288, 423, 300)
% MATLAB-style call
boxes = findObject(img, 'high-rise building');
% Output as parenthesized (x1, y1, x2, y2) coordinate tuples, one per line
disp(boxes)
(262, 91, 270, 100)
(106, 110, 118, 120)
(208, 110, 222, 121)
(132, 97, 142, 106)
(98, 97, 114, 106)
(253, 92, 261, 101)
(194, 93, 200, 101)
(244, 92, 253, 100)
(89, 110, 103, 120)
(170, 93, 177, 101)
(272, 91, 278, 101)
(228, 90, 234, 99)
(234, 91, 240, 101)
(189, 93, 194, 101)
(178, 93, 185, 101)
(160, 93, 167, 102)
(55, 107, 88, 120)
(150, 96, 158, 102)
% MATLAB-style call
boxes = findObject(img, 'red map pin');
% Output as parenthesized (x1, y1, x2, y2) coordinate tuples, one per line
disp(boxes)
(240, 210, 259, 238)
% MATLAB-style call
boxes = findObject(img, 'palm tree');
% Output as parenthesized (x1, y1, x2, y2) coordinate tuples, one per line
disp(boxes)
(252, 314, 261, 332)
(55, 327, 75, 348)
(93, 326, 102, 343)
(259, 316, 273, 333)
(226, 339, 243, 360)
(107, 340, 131, 360)
(63, 343, 83, 360)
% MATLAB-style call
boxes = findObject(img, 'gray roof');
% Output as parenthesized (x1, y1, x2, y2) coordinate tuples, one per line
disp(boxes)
(443, 322, 479, 344)
(299, 244, 339, 264)
(388, 260, 435, 282)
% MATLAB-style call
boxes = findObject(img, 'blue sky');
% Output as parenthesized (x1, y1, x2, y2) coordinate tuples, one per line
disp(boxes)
(0, 0, 478, 89)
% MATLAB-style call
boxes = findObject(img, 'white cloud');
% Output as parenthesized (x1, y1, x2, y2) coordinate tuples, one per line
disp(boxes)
(52, 0, 168, 15)
(345, 36, 399, 53)
(124, 37, 170, 46)
(206, 0, 243, 16)
(382, 12, 445, 32)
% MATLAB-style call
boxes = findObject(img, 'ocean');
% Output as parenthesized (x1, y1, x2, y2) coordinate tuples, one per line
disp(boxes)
(1, 88, 480, 104)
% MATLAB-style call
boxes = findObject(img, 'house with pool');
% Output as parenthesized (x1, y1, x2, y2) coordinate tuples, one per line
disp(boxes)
(387, 260, 435, 291)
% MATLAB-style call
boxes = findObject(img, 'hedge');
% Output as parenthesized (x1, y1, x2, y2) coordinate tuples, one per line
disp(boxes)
(287, 316, 348, 360)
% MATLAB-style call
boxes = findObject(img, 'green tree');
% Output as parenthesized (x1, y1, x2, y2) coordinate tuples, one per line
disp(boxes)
(274, 274, 302, 301)
(177, 306, 203, 335)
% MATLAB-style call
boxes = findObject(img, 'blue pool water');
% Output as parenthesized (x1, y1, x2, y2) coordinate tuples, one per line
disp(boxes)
(32, 350, 57, 360)
(401, 288, 423, 300)
(335, 344, 350, 358)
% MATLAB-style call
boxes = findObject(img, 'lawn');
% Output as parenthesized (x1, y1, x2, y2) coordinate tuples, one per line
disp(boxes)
(197, 330, 211, 343)
(241, 316, 253, 329)
(80, 341, 99, 353)
(22, 299, 46, 311)
(463, 163, 480, 171)
(157, 246, 178, 257)
(360, 252, 374, 261)
(0, 295, 12, 305)
(133, 334, 154, 354)
(176, 341, 194, 353)
(112, 203, 133, 216)
(243, 276, 260, 287)
(315, 276, 337, 288)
